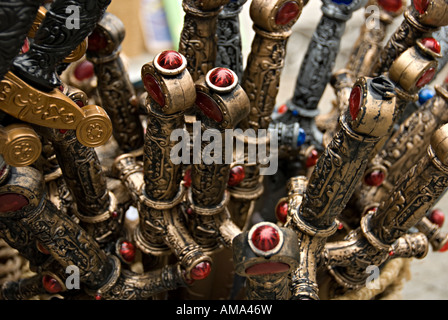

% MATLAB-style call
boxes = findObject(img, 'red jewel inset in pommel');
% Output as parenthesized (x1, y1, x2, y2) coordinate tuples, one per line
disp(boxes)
(349, 85, 362, 121)
(413, 0, 429, 14)
(42, 274, 63, 293)
(36, 242, 50, 255)
(119, 240, 136, 263)
(416, 67, 436, 88)
(439, 242, 448, 252)
(195, 91, 223, 123)
(420, 38, 441, 54)
(275, 1, 301, 26)
(364, 170, 385, 187)
(245, 262, 290, 275)
(429, 209, 445, 228)
(248, 222, 283, 257)
(305, 149, 319, 168)
(154, 50, 186, 75)
(157, 50, 183, 69)
(228, 166, 245, 187)
(74, 60, 95, 82)
(378, 0, 403, 13)
(21, 37, 30, 54)
(205, 67, 238, 93)
(0, 193, 29, 213)
(277, 104, 288, 114)
(183, 168, 192, 188)
(143, 73, 165, 107)
(190, 261, 211, 280)
(275, 200, 288, 224)
(87, 29, 108, 52)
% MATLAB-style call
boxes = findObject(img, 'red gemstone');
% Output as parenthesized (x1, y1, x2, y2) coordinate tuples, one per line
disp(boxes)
(209, 68, 235, 88)
(186, 207, 194, 215)
(277, 104, 288, 114)
(21, 38, 30, 53)
(143, 73, 165, 107)
(416, 67, 436, 88)
(429, 209, 445, 228)
(413, 0, 429, 14)
(305, 149, 319, 168)
(338, 222, 344, 230)
(88, 30, 108, 52)
(275, 1, 300, 26)
(157, 50, 183, 70)
(368, 207, 378, 213)
(389, 250, 395, 256)
(74, 100, 85, 108)
(349, 86, 362, 121)
(195, 91, 223, 122)
(183, 169, 192, 188)
(111, 211, 119, 219)
(378, 0, 403, 12)
(245, 262, 290, 275)
(275, 201, 288, 224)
(228, 166, 245, 187)
(421, 38, 441, 54)
(36, 242, 50, 255)
(251, 225, 280, 252)
(74, 60, 95, 81)
(119, 241, 136, 263)
(190, 261, 211, 280)
(59, 129, 68, 134)
(364, 170, 385, 187)
(95, 294, 102, 300)
(0, 193, 29, 213)
(42, 275, 63, 293)
(439, 242, 448, 252)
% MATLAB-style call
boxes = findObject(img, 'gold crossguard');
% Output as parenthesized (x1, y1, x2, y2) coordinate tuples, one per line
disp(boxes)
(0, 72, 112, 148)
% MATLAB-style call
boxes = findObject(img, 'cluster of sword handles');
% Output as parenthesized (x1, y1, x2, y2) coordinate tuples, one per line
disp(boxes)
(261, 0, 448, 300)
(0, 0, 448, 301)
(0, 0, 300, 300)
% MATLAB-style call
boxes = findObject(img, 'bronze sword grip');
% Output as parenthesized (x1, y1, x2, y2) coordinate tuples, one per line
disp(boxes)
(240, 0, 303, 130)
(369, 123, 448, 244)
(86, 12, 144, 153)
(299, 76, 397, 229)
(371, 0, 448, 76)
(178, 0, 231, 82)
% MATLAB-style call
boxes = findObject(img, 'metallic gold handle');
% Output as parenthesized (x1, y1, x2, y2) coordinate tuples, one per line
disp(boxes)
(372, 0, 448, 76)
(178, 0, 230, 82)
(188, 67, 250, 251)
(300, 76, 397, 229)
(369, 123, 448, 244)
(240, 0, 303, 131)
(0, 72, 112, 148)
(86, 13, 144, 153)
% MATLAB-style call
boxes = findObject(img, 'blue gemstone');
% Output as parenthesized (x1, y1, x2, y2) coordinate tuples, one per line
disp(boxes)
(332, 0, 353, 4)
(418, 87, 436, 105)
(297, 128, 306, 147)
(292, 110, 299, 117)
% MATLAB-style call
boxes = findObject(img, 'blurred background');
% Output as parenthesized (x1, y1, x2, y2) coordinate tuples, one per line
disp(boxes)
(105, 0, 448, 300)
